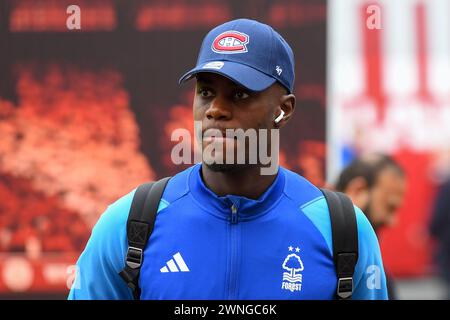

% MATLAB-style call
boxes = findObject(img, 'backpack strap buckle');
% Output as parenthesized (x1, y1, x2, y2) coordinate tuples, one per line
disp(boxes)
(337, 277, 353, 299)
(125, 246, 143, 269)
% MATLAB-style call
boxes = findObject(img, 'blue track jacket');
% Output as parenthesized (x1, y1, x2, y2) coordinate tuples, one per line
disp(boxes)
(68, 164, 388, 300)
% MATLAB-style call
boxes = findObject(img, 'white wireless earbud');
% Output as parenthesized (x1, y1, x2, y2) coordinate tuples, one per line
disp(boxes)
(274, 110, 285, 124)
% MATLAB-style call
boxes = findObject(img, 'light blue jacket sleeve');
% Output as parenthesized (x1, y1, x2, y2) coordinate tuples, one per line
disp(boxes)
(67, 190, 136, 300)
(352, 207, 389, 300)
(302, 197, 388, 300)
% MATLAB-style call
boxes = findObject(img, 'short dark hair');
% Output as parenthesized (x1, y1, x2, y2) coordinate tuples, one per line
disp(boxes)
(335, 154, 405, 192)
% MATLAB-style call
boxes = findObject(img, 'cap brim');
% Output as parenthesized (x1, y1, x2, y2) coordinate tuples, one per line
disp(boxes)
(178, 61, 276, 92)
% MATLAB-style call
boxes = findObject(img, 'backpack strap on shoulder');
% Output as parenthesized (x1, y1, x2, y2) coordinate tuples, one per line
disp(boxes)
(119, 177, 171, 300)
(320, 188, 359, 300)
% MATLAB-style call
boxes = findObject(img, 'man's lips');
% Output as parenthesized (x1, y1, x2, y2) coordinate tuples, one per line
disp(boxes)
(201, 128, 239, 142)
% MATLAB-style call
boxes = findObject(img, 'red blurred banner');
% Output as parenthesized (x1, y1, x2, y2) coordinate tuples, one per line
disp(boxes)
(0, 253, 75, 293)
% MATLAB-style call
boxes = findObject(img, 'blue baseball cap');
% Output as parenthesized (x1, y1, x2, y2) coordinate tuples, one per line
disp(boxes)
(179, 19, 295, 93)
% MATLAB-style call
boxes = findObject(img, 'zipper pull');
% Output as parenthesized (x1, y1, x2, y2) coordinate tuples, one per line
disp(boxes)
(231, 204, 238, 224)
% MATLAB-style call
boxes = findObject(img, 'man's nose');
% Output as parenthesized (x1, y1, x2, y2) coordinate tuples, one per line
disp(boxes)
(205, 96, 232, 121)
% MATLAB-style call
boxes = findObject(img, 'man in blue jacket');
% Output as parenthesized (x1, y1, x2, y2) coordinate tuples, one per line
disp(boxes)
(68, 18, 388, 300)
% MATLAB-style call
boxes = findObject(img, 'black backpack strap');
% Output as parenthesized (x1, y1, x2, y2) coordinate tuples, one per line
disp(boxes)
(320, 188, 359, 300)
(119, 177, 171, 300)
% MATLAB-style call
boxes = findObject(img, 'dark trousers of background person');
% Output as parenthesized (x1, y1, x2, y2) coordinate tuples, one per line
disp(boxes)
(429, 178, 450, 300)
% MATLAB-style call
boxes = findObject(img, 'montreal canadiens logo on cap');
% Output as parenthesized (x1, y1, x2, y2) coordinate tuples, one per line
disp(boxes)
(211, 30, 249, 54)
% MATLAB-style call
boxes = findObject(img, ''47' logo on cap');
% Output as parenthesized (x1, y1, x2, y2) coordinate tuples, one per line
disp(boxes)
(212, 31, 249, 54)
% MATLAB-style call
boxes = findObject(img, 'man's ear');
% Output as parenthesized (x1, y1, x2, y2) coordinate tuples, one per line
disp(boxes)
(345, 176, 370, 208)
(274, 93, 295, 128)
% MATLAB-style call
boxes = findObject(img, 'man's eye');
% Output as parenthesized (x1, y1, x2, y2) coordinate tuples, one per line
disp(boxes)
(234, 91, 249, 100)
(198, 89, 213, 98)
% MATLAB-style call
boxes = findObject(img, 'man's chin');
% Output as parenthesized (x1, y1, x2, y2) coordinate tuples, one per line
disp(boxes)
(372, 222, 385, 232)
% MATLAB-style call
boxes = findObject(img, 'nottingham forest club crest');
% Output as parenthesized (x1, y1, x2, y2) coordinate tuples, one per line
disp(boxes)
(281, 246, 304, 292)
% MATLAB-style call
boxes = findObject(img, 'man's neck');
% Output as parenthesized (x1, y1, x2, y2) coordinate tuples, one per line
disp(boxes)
(200, 164, 279, 200)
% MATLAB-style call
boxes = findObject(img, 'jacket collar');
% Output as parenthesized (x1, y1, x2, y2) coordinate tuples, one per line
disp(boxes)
(188, 163, 286, 221)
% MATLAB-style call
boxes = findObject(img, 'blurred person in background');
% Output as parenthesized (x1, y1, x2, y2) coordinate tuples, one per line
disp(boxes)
(429, 150, 450, 300)
(335, 154, 406, 300)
